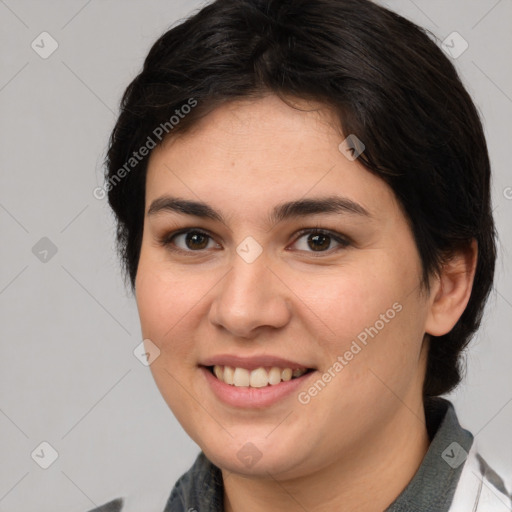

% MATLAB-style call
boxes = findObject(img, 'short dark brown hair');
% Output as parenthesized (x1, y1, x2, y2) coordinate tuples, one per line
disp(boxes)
(105, 0, 497, 397)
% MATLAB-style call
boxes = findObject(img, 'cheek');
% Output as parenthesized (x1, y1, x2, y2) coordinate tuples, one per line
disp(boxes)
(135, 268, 173, 341)
(298, 264, 404, 345)
(135, 258, 207, 355)
(134, 260, 208, 424)
(301, 255, 425, 376)
(299, 271, 427, 429)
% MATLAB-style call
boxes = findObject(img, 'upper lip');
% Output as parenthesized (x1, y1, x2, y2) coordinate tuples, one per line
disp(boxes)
(200, 354, 313, 371)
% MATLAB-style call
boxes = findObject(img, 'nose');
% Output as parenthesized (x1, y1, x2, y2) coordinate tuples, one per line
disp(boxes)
(208, 250, 292, 339)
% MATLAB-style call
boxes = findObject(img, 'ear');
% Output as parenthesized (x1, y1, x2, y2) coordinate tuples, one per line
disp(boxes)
(424, 239, 478, 337)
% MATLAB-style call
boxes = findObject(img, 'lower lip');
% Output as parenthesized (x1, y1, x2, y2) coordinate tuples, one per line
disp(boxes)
(200, 366, 316, 408)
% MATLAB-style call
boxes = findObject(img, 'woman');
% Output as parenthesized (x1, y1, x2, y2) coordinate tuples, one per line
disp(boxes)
(91, 0, 510, 510)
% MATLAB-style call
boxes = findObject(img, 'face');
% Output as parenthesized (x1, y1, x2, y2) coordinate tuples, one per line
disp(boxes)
(135, 94, 432, 479)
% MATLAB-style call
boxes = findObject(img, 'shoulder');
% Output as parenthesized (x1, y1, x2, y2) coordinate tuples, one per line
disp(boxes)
(86, 489, 171, 512)
(450, 442, 512, 511)
(86, 498, 123, 512)
(85, 452, 217, 512)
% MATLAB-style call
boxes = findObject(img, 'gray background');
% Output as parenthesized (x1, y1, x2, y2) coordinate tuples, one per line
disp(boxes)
(0, 1, 511, 510)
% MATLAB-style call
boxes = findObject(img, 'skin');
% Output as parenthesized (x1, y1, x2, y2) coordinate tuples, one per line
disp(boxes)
(135, 94, 477, 512)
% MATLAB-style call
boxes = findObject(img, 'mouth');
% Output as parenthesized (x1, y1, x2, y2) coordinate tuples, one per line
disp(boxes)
(204, 365, 315, 388)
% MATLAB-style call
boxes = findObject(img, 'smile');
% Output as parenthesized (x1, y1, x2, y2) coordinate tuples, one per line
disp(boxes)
(208, 365, 312, 388)
(200, 364, 317, 408)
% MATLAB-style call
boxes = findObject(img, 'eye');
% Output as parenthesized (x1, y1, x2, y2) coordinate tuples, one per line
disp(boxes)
(159, 227, 351, 256)
(159, 229, 220, 253)
(290, 228, 350, 254)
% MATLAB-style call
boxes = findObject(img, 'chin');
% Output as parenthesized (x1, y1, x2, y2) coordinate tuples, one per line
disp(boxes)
(199, 433, 313, 479)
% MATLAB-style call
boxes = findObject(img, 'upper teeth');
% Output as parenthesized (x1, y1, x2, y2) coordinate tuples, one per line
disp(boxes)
(212, 365, 308, 387)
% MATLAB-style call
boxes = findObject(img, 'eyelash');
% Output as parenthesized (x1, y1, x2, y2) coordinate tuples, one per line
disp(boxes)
(158, 226, 351, 256)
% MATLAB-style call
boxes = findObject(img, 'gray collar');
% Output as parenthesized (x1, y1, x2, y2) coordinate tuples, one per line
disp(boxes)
(385, 397, 473, 511)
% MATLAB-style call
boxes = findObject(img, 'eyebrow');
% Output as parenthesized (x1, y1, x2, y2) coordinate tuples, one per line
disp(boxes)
(147, 195, 372, 225)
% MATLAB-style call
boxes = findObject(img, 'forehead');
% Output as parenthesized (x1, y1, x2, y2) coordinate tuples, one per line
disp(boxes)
(145, 94, 400, 222)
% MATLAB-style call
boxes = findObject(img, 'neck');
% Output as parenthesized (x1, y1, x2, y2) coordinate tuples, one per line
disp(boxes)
(222, 399, 430, 512)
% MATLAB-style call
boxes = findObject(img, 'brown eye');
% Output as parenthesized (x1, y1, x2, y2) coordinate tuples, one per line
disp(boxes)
(307, 232, 331, 251)
(161, 229, 219, 252)
(291, 229, 350, 254)
(183, 231, 210, 250)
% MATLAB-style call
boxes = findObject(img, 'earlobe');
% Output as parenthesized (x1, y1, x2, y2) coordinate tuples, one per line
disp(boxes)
(424, 239, 478, 337)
